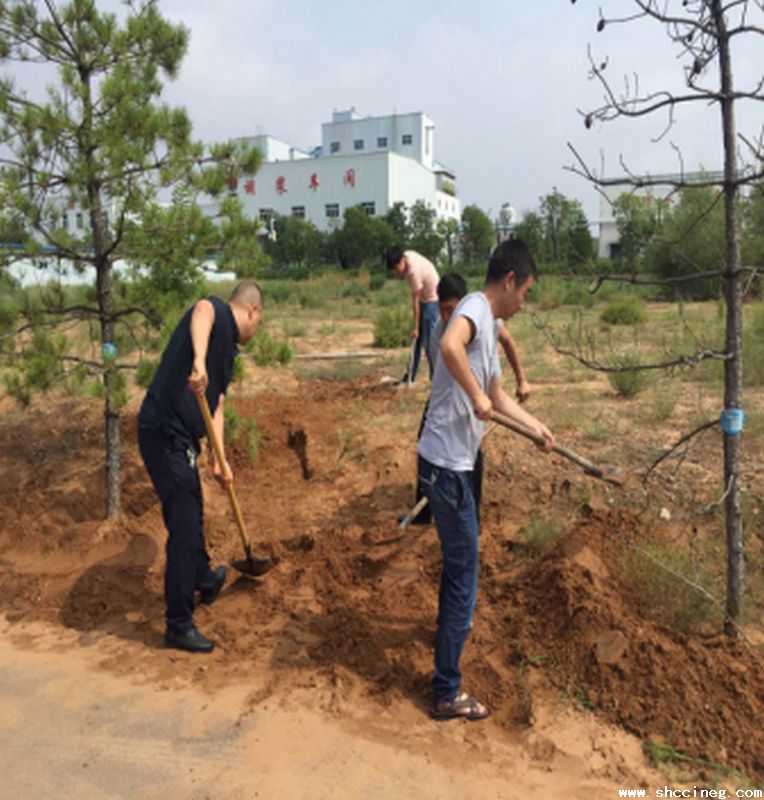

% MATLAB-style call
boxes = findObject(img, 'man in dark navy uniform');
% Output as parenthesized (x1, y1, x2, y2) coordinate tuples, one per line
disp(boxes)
(138, 281, 264, 653)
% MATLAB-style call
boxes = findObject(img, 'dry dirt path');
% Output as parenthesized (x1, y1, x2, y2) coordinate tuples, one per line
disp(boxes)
(0, 618, 658, 800)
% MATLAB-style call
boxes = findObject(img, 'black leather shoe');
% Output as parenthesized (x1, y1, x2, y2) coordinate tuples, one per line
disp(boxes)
(199, 566, 227, 605)
(164, 626, 215, 653)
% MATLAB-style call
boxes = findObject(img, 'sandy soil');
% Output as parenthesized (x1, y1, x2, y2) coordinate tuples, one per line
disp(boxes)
(0, 372, 763, 797)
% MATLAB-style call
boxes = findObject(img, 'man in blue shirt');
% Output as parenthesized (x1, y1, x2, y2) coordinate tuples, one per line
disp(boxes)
(138, 281, 264, 653)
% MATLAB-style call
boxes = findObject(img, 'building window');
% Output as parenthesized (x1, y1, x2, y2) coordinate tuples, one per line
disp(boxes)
(259, 208, 274, 223)
(354, 139, 364, 151)
(402, 134, 413, 145)
(325, 203, 340, 218)
(62, 212, 68, 231)
(76, 212, 83, 229)
(330, 141, 340, 154)
(361, 202, 375, 216)
(377, 136, 387, 148)
(291, 206, 306, 219)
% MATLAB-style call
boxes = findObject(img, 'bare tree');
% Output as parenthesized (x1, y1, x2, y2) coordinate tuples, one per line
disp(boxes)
(567, 0, 764, 634)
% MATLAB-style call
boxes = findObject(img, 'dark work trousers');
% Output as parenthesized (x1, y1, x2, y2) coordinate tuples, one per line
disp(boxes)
(138, 425, 217, 633)
(413, 401, 484, 525)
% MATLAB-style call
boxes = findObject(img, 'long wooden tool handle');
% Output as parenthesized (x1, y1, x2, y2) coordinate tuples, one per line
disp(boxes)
(196, 392, 252, 554)
(405, 339, 416, 387)
(490, 410, 605, 479)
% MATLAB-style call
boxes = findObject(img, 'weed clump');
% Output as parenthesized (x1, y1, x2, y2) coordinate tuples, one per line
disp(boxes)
(600, 295, 647, 325)
(608, 352, 651, 398)
(374, 307, 409, 348)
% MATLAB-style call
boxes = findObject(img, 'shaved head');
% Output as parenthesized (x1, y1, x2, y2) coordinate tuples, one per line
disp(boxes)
(229, 280, 264, 309)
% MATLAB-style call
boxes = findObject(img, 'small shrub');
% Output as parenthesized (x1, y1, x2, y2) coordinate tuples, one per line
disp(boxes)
(600, 295, 648, 325)
(245, 330, 294, 366)
(231, 353, 245, 383)
(608, 353, 651, 398)
(369, 272, 386, 291)
(223, 404, 241, 443)
(373, 306, 410, 348)
(560, 281, 596, 308)
(518, 512, 565, 557)
(641, 380, 680, 423)
(535, 281, 565, 311)
(244, 419, 262, 462)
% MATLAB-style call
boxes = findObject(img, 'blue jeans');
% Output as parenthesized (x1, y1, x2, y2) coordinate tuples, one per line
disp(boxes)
(411, 301, 439, 382)
(418, 454, 480, 704)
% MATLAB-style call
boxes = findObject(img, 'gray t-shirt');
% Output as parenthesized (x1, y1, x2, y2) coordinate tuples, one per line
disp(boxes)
(428, 317, 446, 369)
(418, 292, 501, 471)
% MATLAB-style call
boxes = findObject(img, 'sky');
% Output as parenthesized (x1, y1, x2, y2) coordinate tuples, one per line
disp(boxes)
(8, 1, 764, 226)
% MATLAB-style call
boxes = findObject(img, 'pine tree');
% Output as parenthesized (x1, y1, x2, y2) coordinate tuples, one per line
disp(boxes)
(0, 0, 264, 517)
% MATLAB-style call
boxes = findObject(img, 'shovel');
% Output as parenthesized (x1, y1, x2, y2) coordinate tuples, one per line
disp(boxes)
(196, 393, 272, 579)
(490, 410, 626, 487)
(403, 338, 416, 389)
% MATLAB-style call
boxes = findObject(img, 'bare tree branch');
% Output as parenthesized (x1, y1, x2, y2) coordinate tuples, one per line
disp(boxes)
(645, 419, 720, 478)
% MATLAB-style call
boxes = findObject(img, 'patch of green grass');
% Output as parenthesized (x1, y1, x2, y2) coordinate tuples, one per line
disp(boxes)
(573, 687, 596, 712)
(743, 302, 764, 386)
(622, 545, 715, 634)
(282, 319, 308, 338)
(639, 380, 680, 424)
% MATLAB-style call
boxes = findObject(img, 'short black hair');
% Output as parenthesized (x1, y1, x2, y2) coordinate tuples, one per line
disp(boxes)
(437, 272, 467, 303)
(385, 245, 405, 271)
(485, 238, 537, 286)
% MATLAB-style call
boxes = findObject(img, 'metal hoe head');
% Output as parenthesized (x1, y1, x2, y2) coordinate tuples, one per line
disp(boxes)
(231, 555, 273, 580)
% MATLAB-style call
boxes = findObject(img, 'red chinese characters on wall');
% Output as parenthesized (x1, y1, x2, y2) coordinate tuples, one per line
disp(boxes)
(309, 172, 319, 191)
(244, 179, 255, 195)
(276, 176, 287, 194)
(343, 169, 356, 187)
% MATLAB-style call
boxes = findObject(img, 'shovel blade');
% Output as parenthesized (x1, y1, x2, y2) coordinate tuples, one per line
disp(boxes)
(231, 556, 272, 579)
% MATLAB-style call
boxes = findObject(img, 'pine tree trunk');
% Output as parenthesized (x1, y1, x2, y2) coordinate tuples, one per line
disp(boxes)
(713, 1, 745, 634)
(97, 260, 121, 518)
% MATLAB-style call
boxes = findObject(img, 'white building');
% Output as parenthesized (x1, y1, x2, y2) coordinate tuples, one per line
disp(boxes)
(597, 171, 723, 260)
(208, 108, 461, 233)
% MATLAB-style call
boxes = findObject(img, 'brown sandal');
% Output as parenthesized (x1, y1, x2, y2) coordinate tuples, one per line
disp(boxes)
(431, 692, 490, 721)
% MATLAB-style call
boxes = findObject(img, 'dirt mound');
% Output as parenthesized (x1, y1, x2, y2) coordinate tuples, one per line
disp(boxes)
(0, 381, 763, 780)
(504, 510, 764, 777)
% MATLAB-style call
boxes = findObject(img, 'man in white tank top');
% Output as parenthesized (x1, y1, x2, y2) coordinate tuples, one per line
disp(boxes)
(418, 239, 555, 721)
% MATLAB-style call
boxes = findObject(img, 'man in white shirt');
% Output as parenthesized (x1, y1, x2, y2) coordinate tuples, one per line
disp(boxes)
(386, 246, 440, 383)
(419, 239, 554, 721)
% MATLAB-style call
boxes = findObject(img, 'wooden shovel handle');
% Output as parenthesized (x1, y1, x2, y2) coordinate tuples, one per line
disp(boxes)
(196, 392, 252, 555)
(490, 410, 605, 480)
